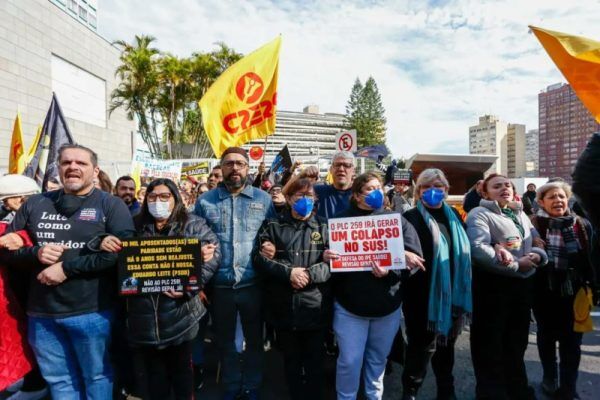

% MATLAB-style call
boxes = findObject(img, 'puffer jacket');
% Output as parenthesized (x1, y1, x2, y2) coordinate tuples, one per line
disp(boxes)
(253, 209, 331, 331)
(466, 199, 547, 278)
(126, 214, 220, 347)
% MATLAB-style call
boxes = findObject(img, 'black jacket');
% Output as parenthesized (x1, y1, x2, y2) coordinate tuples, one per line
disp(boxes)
(402, 206, 465, 327)
(331, 205, 422, 318)
(254, 209, 331, 330)
(126, 214, 220, 347)
(463, 188, 482, 213)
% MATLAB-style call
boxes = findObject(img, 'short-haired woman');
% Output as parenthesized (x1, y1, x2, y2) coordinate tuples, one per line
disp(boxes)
(531, 181, 598, 399)
(327, 171, 423, 400)
(401, 168, 472, 400)
(254, 178, 331, 400)
(466, 174, 547, 399)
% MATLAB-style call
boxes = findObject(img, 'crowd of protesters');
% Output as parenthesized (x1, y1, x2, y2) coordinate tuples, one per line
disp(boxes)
(0, 144, 598, 400)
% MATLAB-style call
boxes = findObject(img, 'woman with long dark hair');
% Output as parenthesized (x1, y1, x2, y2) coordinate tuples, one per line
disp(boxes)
(99, 178, 220, 400)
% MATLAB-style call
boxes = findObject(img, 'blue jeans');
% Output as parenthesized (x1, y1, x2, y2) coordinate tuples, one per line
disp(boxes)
(333, 302, 401, 400)
(28, 311, 114, 400)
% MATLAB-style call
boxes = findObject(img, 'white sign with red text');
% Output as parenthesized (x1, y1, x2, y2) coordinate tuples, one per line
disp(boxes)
(328, 214, 405, 272)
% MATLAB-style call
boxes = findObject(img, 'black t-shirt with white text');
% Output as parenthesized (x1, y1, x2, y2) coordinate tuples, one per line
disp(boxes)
(9, 189, 135, 317)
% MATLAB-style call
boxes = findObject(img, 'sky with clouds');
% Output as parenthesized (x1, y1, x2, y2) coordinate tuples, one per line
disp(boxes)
(98, 0, 600, 159)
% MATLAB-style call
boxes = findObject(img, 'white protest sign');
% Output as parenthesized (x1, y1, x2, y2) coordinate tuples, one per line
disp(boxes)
(132, 150, 183, 182)
(328, 213, 405, 272)
(335, 129, 357, 153)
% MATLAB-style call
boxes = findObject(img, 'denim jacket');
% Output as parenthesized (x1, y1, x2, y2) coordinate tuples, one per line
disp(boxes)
(195, 183, 275, 288)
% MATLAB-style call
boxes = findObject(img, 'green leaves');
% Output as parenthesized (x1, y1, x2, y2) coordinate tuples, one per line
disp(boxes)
(110, 36, 242, 158)
(345, 76, 387, 148)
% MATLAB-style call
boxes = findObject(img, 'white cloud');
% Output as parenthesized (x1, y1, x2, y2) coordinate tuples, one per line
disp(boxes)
(98, 0, 600, 159)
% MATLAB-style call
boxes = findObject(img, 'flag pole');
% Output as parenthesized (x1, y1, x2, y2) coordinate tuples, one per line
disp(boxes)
(262, 134, 269, 163)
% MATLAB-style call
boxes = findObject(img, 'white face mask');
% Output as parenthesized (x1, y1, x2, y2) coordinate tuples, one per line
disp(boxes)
(148, 201, 172, 219)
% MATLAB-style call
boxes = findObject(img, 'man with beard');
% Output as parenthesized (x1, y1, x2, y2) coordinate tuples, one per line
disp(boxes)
(114, 176, 140, 216)
(314, 151, 355, 219)
(6, 144, 135, 399)
(207, 166, 224, 190)
(194, 147, 275, 400)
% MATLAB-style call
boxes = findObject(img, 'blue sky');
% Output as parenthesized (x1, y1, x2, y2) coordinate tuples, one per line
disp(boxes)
(98, 0, 600, 159)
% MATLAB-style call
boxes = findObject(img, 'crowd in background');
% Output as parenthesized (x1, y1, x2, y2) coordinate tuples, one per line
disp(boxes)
(0, 144, 598, 400)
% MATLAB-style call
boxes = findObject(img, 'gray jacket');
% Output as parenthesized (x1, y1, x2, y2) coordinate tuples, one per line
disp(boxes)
(466, 200, 548, 278)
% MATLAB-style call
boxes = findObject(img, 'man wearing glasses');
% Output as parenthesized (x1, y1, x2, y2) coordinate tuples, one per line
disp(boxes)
(314, 151, 356, 219)
(194, 147, 275, 400)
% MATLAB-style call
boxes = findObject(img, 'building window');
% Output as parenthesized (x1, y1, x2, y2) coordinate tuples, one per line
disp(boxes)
(79, 5, 87, 21)
(67, 0, 77, 12)
(89, 13, 97, 27)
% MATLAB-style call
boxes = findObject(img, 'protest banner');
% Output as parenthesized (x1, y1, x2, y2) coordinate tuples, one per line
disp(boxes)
(131, 149, 183, 184)
(328, 213, 405, 272)
(393, 169, 412, 184)
(117, 236, 202, 295)
(181, 161, 210, 181)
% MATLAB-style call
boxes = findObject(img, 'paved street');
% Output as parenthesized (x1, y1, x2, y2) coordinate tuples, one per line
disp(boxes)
(195, 313, 600, 400)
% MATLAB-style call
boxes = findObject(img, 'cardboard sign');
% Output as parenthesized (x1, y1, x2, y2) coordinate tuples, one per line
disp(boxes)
(132, 150, 183, 183)
(117, 237, 202, 296)
(393, 169, 411, 184)
(335, 130, 357, 152)
(181, 162, 210, 180)
(328, 214, 406, 272)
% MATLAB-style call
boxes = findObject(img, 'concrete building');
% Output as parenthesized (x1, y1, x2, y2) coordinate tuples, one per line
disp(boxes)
(0, 0, 135, 171)
(538, 83, 600, 181)
(469, 115, 528, 177)
(506, 123, 526, 178)
(525, 129, 539, 177)
(469, 115, 508, 175)
(49, 0, 97, 31)
(244, 105, 347, 167)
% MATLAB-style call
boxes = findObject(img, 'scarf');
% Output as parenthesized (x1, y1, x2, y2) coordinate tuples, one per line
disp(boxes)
(417, 201, 472, 339)
(536, 209, 583, 296)
(500, 207, 525, 238)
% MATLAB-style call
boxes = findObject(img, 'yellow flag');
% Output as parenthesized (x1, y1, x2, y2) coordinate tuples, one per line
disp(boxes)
(530, 26, 600, 123)
(26, 125, 42, 164)
(9, 113, 25, 174)
(200, 37, 281, 157)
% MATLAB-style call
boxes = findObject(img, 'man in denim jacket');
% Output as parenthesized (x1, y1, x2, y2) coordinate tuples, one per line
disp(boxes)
(195, 147, 275, 400)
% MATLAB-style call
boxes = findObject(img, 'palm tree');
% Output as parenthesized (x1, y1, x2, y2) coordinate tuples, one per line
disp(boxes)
(110, 35, 162, 157)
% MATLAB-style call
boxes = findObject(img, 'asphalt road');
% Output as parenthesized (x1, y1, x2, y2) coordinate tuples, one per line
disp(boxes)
(195, 313, 600, 400)
(2, 315, 598, 400)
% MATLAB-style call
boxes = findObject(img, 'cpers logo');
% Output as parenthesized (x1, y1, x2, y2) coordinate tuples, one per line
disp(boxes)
(223, 72, 276, 135)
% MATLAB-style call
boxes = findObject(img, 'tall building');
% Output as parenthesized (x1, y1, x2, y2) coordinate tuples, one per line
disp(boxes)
(469, 115, 508, 175)
(538, 83, 600, 181)
(49, 0, 98, 31)
(469, 116, 527, 177)
(0, 0, 135, 171)
(506, 123, 526, 178)
(525, 129, 539, 177)
(244, 105, 347, 166)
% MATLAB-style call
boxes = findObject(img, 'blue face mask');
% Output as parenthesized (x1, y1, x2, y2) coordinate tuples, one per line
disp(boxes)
(364, 189, 384, 209)
(421, 188, 445, 208)
(292, 197, 314, 217)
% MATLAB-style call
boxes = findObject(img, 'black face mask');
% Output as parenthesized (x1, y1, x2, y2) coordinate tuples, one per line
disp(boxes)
(55, 190, 92, 217)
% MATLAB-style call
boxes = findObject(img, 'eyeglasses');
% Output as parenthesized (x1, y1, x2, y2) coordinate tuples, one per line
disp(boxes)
(147, 192, 172, 202)
(222, 160, 248, 168)
(293, 192, 315, 200)
(332, 162, 354, 170)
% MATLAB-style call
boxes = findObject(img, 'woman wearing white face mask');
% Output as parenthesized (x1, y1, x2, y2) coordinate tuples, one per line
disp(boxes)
(326, 172, 424, 400)
(99, 178, 220, 400)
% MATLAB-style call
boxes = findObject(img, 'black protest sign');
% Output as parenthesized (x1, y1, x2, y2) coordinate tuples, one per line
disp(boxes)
(117, 236, 202, 296)
(393, 169, 411, 184)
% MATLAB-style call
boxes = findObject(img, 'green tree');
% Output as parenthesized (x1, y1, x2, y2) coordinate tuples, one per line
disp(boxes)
(345, 76, 387, 148)
(110, 36, 242, 159)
